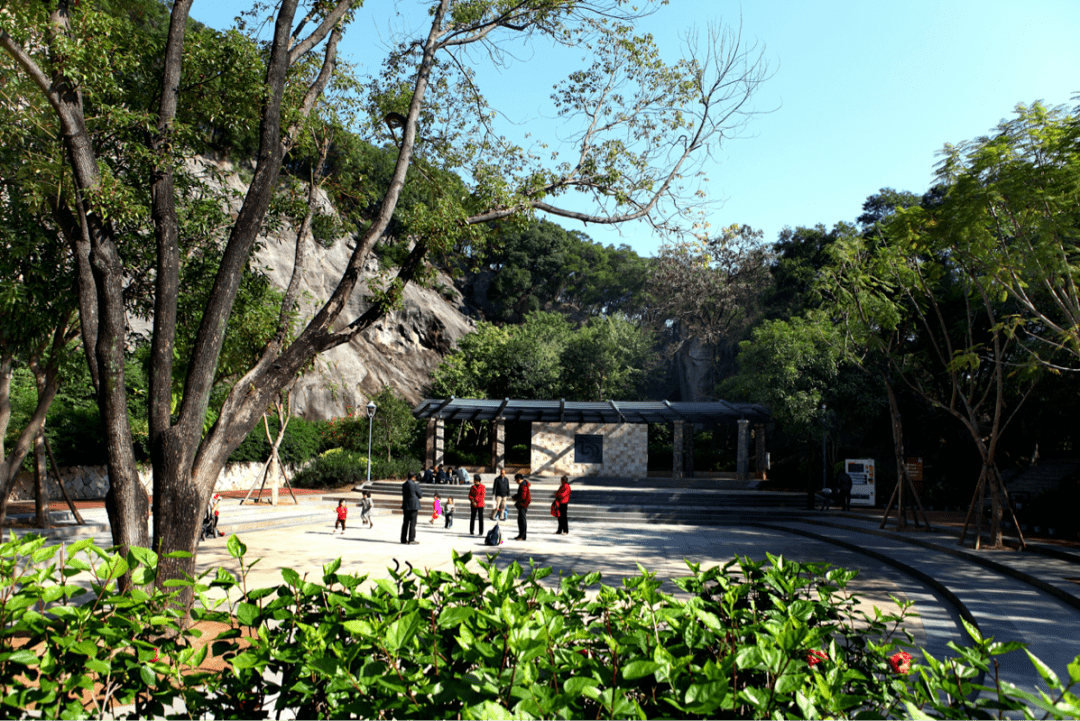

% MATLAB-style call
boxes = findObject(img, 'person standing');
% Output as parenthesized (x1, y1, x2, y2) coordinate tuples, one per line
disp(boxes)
(401, 471, 422, 544)
(491, 468, 510, 521)
(468, 474, 486, 536)
(333, 499, 348, 534)
(837, 469, 853, 512)
(444, 497, 455, 528)
(512, 473, 531, 541)
(360, 491, 374, 528)
(210, 493, 222, 537)
(554, 475, 571, 535)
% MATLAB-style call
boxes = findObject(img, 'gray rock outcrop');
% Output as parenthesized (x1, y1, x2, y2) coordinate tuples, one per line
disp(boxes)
(190, 157, 476, 419)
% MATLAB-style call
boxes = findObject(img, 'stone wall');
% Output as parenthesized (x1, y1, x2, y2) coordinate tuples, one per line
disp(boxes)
(10, 462, 287, 501)
(531, 422, 647, 478)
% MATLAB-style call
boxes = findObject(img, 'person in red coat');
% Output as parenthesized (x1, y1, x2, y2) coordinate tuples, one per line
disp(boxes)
(513, 473, 531, 540)
(554, 475, 571, 535)
(468, 474, 486, 536)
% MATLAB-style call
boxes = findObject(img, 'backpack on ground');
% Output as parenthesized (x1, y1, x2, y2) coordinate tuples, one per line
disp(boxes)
(485, 524, 502, 546)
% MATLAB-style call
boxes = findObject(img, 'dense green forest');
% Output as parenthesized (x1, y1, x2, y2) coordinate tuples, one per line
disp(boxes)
(2, 0, 1079, 556)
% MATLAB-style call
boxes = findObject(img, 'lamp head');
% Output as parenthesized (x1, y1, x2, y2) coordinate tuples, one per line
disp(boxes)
(366, 400, 377, 418)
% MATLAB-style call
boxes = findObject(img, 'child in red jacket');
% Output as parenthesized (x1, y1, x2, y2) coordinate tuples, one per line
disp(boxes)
(334, 499, 348, 534)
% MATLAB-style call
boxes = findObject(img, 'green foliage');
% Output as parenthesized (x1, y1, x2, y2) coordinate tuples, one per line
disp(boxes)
(468, 219, 654, 322)
(723, 314, 845, 437)
(369, 455, 422, 481)
(320, 387, 421, 462)
(931, 101, 1080, 367)
(430, 311, 655, 401)
(227, 415, 327, 466)
(291, 449, 369, 489)
(562, 315, 656, 401)
(1, 536, 1075, 719)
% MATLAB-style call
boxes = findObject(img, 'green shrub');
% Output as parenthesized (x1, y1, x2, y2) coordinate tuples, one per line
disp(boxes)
(228, 415, 327, 465)
(0, 535, 1076, 720)
(291, 450, 369, 488)
(369, 455, 420, 481)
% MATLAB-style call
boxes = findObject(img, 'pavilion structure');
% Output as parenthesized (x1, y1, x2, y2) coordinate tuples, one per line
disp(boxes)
(412, 398, 771, 480)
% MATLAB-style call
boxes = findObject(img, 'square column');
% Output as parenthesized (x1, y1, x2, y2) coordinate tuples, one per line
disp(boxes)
(684, 424, 695, 478)
(755, 423, 767, 479)
(737, 419, 750, 481)
(426, 419, 445, 468)
(672, 420, 685, 479)
(490, 418, 506, 472)
(434, 419, 445, 468)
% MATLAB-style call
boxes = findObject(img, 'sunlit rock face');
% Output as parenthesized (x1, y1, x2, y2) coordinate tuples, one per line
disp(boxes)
(186, 157, 476, 420)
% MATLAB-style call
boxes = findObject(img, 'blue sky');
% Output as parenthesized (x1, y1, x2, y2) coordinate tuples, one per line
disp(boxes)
(193, 1, 1080, 257)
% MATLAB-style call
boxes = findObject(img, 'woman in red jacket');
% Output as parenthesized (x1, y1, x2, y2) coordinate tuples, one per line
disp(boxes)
(468, 474, 486, 536)
(554, 475, 571, 535)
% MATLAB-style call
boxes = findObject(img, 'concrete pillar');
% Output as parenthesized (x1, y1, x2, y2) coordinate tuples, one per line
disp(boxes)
(737, 419, 750, 481)
(490, 418, 506, 472)
(755, 423, 767, 479)
(434, 419, 445, 468)
(426, 419, 437, 467)
(684, 425, 695, 478)
(672, 421, 685, 479)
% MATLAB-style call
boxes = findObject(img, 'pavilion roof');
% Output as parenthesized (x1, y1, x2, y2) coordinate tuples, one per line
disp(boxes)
(412, 398, 770, 425)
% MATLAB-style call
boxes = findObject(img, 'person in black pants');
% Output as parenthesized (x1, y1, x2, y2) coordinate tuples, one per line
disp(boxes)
(837, 470, 853, 512)
(513, 473, 531, 540)
(554, 475, 571, 535)
(491, 468, 510, 522)
(401, 471, 423, 544)
(468, 474, 486, 536)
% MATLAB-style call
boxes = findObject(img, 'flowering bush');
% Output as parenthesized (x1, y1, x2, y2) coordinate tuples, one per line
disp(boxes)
(1, 534, 1078, 719)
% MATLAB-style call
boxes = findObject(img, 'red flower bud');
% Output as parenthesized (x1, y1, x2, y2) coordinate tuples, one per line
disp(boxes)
(806, 649, 828, 667)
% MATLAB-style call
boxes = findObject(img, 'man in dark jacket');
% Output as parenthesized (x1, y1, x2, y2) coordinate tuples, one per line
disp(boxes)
(837, 469, 853, 512)
(401, 472, 423, 544)
(491, 468, 511, 521)
(512, 473, 531, 541)
(421, 465, 434, 484)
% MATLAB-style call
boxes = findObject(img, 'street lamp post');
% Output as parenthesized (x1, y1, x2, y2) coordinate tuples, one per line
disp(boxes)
(822, 404, 828, 493)
(366, 401, 377, 485)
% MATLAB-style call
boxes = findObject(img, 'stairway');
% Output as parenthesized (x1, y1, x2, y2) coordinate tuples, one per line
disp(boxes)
(1006, 459, 1079, 498)
(326, 476, 814, 527)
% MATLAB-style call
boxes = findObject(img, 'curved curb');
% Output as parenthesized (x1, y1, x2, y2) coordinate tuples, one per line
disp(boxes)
(807, 519, 1080, 614)
(753, 521, 980, 633)
(753, 521, 986, 694)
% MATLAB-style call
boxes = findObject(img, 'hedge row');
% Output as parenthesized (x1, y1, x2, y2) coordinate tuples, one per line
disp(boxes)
(1, 534, 1077, 719)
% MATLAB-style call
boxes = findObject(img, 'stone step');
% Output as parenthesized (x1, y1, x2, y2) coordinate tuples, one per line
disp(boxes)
(330, 484, 806, 508)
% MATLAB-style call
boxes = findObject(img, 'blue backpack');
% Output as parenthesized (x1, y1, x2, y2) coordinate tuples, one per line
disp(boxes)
(485, 523, 502, 546)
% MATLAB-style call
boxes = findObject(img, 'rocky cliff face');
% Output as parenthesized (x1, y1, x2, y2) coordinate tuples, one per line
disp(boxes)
(193, 158, 476, 420)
